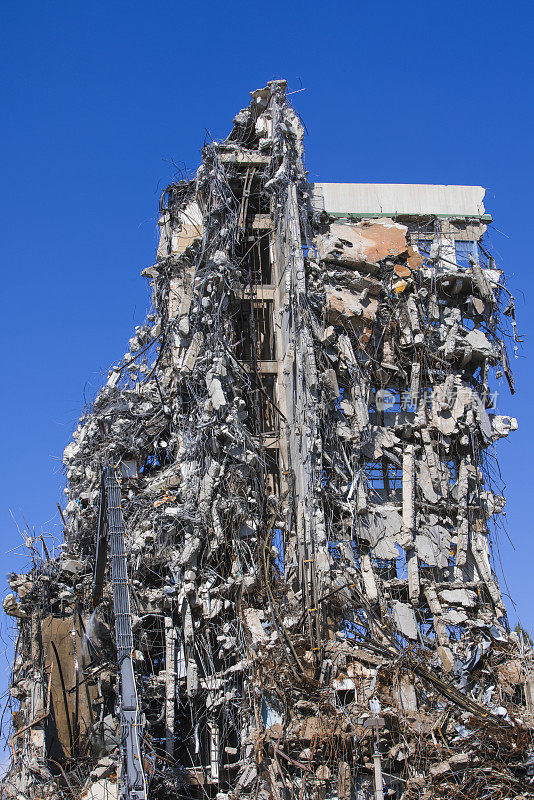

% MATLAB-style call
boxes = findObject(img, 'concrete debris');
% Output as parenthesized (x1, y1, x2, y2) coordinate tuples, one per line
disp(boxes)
(392, 601, 418, 640)
(439, 588, 477, 607)
(316, 219, 409, 271)
(2, 80, 532, 800)
(3, 594, 26, 619)
(493, 414, 519, 439)
(325, 286, 379, 326)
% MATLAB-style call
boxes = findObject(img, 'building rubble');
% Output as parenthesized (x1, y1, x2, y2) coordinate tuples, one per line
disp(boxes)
(3, 80, 534, 800)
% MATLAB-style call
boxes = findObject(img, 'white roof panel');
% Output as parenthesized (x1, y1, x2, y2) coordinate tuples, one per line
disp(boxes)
(311, 183, 487, 218)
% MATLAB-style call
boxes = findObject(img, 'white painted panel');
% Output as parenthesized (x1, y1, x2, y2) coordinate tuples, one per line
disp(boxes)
(311, 183, 486, 218)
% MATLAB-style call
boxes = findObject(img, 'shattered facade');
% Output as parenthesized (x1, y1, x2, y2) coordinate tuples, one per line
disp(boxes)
(4, 81, 534, 800)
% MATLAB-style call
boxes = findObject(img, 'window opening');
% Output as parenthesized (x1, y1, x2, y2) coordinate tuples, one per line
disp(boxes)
(455, 240, 479, 269)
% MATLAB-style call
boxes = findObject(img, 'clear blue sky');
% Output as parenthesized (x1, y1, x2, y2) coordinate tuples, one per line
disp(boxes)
(1, 0, 533, 671)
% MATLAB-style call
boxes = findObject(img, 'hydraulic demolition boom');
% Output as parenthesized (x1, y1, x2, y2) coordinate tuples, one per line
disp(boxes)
(97, 466, 147, 800)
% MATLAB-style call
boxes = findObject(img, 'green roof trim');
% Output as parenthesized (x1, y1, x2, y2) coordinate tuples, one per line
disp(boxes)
(326, 211, 493, 222)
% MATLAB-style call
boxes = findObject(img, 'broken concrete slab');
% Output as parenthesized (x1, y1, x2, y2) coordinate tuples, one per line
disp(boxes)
(316, 219, 408, 271)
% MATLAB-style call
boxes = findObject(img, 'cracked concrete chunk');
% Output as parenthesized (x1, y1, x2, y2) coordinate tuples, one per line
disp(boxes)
(317, 219, 408, 271)
(491, 414, 518, 439)
(242, 608, 267, 645)
(392, 601, 418, 640)
(325, 287, 378, 326)
(439, 588, 477, 607)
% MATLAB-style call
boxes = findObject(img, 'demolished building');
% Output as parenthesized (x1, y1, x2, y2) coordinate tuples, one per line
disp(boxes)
(3, 80, 534, 800)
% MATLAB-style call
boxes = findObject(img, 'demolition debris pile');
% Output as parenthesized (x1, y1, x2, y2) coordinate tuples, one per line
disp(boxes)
(3, 81, 534, 800)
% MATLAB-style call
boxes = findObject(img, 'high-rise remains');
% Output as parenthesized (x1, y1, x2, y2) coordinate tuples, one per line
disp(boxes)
(3, 81, 532, 800)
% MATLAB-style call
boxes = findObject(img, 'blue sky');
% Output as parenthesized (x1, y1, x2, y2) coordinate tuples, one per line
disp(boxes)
(0, 0, 533, 684)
